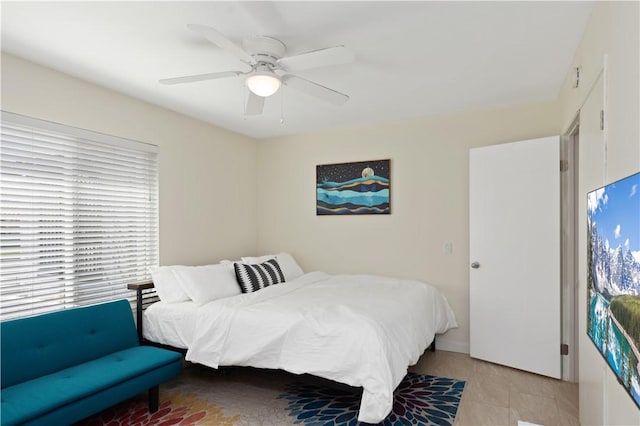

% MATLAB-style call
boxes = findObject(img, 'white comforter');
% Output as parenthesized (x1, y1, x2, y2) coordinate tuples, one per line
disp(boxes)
(185, 272, 457, 423)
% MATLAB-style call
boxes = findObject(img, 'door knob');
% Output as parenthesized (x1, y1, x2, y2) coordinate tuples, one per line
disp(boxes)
(471, 262, 480, 269)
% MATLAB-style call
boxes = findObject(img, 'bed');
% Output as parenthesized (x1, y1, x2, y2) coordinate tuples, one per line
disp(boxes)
(129, 257, 457, 424)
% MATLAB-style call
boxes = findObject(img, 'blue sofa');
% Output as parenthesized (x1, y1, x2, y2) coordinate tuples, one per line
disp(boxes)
(0, 299, 183, 426)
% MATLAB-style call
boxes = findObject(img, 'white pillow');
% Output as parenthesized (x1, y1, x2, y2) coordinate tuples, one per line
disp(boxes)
(240, 254, 275, 264)
(275, 252, 304, 281)
(149, 266, 190, 303)
(172, 263, 240, 305)
(241, 252, 304, 281)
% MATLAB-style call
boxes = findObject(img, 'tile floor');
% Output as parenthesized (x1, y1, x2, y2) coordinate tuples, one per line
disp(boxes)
(409, 350, 580, 426)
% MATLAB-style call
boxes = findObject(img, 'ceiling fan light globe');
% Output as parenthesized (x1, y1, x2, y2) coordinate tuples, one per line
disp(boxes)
(246, 73, 281, 97)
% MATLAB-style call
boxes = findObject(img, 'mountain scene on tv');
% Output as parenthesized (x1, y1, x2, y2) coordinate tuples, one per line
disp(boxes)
(587, 172, 640, 408)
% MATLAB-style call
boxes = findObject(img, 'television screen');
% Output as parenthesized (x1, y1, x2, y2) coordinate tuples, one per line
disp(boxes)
(587, 171, 640, 408)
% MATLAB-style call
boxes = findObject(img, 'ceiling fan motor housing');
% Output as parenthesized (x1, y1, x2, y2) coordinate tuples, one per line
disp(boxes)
(243, 36, 286, 67)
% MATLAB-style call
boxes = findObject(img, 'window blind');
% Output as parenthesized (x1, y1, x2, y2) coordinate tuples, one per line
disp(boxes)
(0, 111, 158, 321)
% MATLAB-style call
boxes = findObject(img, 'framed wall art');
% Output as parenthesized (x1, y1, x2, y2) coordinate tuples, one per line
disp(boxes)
(316, 159, 390, 215)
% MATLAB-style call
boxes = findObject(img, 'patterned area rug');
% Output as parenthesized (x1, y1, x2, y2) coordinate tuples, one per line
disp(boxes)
(76, 366, 465, 426)
(279, 372, 465, 425)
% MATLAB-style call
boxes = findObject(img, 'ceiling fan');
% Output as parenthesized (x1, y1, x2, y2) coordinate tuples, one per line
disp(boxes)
(160, 24, 354, 115)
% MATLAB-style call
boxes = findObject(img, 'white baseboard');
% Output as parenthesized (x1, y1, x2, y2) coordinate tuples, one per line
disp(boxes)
(435, 339, 469, 354)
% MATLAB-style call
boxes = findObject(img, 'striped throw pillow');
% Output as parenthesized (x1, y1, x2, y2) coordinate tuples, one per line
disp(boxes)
(234, 259, 286, 293)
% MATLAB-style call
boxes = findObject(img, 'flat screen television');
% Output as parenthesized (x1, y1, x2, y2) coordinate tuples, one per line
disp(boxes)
(587, 171, 640, 408)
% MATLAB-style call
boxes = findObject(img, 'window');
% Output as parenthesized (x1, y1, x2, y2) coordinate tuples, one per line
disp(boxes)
(0, 112, 158, 320)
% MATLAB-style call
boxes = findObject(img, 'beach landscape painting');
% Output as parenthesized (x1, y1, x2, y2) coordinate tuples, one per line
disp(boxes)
(316, 159, 390, 215)
(587, 171, 640, 409)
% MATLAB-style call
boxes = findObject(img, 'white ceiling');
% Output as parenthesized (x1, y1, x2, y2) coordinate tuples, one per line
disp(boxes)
(1, 1, 594, 139)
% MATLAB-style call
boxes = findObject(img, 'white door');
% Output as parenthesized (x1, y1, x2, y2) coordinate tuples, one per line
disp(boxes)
(469, 136, 561, 379)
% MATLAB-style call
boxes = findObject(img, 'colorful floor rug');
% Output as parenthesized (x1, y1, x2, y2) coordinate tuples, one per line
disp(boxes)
(280, 372, 465, 425)
(76, 366, 465, 426)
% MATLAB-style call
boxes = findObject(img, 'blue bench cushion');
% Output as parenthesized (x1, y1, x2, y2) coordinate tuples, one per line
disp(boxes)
(1, 346, 182, 425)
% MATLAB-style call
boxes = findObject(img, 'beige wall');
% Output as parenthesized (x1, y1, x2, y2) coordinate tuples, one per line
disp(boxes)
(558, 2, 640, 425)
(256, 102, 560, 352)
(1, 53, 259, 266)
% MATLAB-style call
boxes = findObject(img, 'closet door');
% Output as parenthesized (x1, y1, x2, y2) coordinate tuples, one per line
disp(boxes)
(469, 136, 561, 379)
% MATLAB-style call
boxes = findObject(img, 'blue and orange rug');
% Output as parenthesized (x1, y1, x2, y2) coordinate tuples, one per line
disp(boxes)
(77, 367, 465, 426)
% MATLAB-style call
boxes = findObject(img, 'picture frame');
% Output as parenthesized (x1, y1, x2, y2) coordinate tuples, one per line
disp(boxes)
(316, 159, 390, 215)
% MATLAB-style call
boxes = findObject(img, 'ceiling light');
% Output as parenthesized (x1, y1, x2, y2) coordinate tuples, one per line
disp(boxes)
(246, 70, 281, 97)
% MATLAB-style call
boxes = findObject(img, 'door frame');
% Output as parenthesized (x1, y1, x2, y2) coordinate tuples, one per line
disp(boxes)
(561, 115, 580, 382)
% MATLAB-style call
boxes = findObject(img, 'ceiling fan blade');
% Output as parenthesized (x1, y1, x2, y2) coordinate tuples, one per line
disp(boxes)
(283, 75, 349, 106)
(159, 71, 241, 85)
(187, 24, 253, 64)
(245, 91, 265, 115)
(277, 46, 353, 72)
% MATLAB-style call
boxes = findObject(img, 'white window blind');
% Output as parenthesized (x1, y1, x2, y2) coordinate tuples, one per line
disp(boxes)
(0, 112, 158, 321)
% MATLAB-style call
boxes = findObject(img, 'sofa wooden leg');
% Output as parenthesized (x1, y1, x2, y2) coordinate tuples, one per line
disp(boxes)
(149, 385, 159, 412)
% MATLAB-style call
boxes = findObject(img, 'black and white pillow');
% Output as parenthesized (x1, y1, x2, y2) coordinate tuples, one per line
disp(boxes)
(234, 259, 286, 293)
